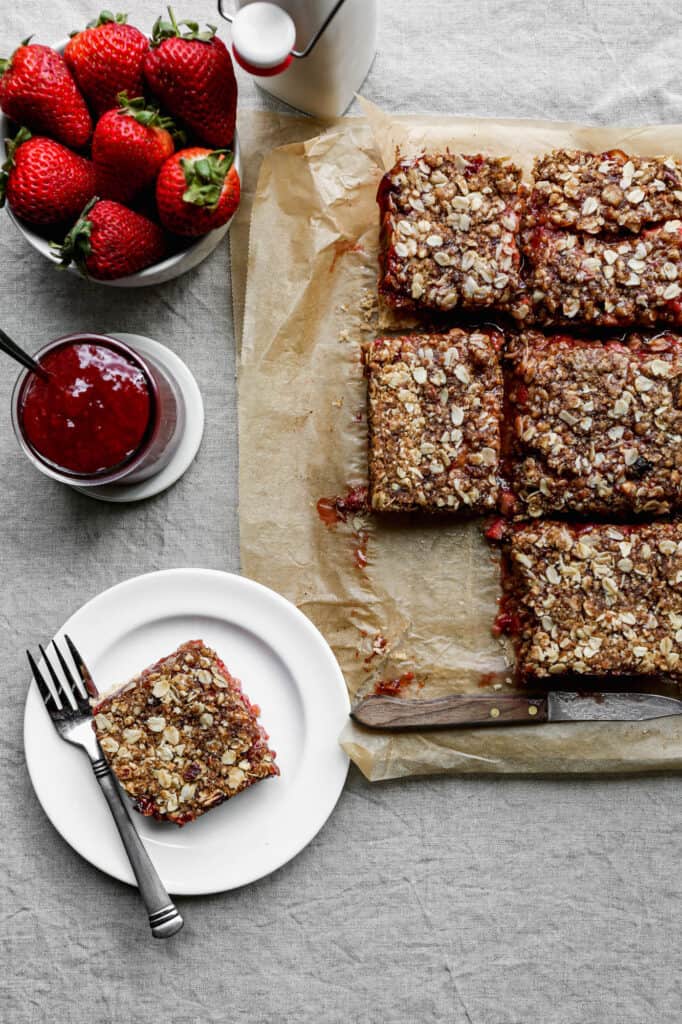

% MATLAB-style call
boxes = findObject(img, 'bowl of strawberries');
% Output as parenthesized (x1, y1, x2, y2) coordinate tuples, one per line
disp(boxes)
(0, 9, 241, 287)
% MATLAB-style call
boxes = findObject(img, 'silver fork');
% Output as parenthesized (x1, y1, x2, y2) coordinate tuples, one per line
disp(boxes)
(27, 635, 184, 939)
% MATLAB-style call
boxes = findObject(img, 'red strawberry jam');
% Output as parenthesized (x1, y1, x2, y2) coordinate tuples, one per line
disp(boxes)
(19, 340, 152, 475)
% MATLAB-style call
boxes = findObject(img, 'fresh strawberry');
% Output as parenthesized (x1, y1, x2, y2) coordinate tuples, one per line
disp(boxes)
(156, 147, 239, 236)
(143, 8, 236, 148)
(0, 127, 96, 227)
(0, 41, 92, 149)
(64, 12, 149, 117)
(92, 93, 176, 204)
(54, 197, 166, 279)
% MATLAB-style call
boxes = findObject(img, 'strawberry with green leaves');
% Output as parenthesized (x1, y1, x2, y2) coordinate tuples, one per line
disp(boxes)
(92, 93, 177, 204)
(156, 147, 239, 237)
(143, 8, 237, 148)
(54, 197, 166, 280)
(65, 12, 149, 116)
(0, 41, 92, 149)
(0, 128, 96, 227)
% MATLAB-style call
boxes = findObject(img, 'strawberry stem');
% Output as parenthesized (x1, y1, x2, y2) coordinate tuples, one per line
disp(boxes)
(181, 149, 234, 208)
(150, 6, 217, 45)
(52, 197, 98, 273)
(167, 5, 180, 34)
(0, 126, 32, 203)
(1, 37, 34, 74)
(86, 11, 128, 28)
(116, 91, 177, 132)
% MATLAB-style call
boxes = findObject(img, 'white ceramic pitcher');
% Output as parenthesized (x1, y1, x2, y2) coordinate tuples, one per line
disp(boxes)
(217, 0, 378, 119)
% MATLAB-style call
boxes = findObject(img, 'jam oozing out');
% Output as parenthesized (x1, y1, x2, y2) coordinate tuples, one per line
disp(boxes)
(316, 485, 369, 526)
(19, 342, 152, 475)
(373, 671, 424, 697)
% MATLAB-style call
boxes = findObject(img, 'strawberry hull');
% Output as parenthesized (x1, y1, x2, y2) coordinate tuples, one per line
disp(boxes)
(155, 147, 240, 237)
(92, 99, 175, 205)
(56, 199, 167, 281)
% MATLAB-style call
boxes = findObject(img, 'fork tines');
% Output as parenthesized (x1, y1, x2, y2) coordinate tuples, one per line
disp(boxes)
(27, 639, 91, 715)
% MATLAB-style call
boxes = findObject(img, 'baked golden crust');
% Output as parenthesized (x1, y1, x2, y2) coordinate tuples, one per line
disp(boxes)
(93, 640, 278, 825)
(377, 152, 526, 316)
(364, 327, 504, 513)
(520, 221, 682, 328)
(506, 330, 682, 517)
(525, 149, 682, 235)
(506, 521, 682, 681)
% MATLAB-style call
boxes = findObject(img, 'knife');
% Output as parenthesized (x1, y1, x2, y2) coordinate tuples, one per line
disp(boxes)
(350, 690, 682, 730)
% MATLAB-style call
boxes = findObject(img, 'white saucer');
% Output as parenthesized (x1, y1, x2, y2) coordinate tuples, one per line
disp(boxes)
(71, 332, 204, 503)
(24, 569, 350, 895)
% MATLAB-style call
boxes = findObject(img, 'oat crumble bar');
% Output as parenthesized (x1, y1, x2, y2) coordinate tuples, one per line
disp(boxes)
(93, 640, 279, 825)
(505, 330, 682, 517)
(377, 152, 526, 315)
(520, 221, 682, 327)
(364, 327, 504, 513)
(504, 521, 682, 681)
(525, 150, 682, 236)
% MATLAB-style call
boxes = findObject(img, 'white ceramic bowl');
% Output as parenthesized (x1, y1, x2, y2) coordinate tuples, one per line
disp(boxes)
(0, 38, 241, 288)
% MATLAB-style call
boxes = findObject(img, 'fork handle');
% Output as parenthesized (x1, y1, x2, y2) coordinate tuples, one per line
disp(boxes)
(91, 758, 184, 938)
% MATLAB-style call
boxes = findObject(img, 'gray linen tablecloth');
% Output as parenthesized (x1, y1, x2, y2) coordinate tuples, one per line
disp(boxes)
(2, 3, 681, 1022)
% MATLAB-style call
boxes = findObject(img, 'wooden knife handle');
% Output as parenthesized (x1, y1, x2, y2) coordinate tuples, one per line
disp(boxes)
(351, 693, 548, 730)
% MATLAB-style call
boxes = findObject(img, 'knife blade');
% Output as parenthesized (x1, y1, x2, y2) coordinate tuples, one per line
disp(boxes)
(350, 690, 682, 731)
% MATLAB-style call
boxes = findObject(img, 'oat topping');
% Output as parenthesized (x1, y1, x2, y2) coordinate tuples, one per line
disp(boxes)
(364, 327, 504, 513)
(377, 152, 525, 315)
(526, 150, 682, 235)
(506, 522, 682, 680)
(506, 330, 682, 517)
(93, 640, 279, 825)
(520, 222, 682, 327)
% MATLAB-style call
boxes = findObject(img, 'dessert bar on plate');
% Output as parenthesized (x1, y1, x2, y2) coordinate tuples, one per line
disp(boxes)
(503, 521, 682, 682)
(93, 640, 279, 825)
(364, 327, 504, 513)
(377, 153, 526, 316)
(505, 329, 682, 517)
(525, 150, 682, 236)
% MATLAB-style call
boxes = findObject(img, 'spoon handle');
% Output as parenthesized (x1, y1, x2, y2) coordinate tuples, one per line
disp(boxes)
(0, 328, 49, 380)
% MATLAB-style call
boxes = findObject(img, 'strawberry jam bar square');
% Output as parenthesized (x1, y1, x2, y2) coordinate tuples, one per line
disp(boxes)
(364, 327, 504, 513)
(377, 152, 525, 316)
(93, 640, 279, 825)
(520, 221, 682, 327)
(504, 521, 682, 682)
(525, 149, 682, 236)
(505, 330, 682, 517)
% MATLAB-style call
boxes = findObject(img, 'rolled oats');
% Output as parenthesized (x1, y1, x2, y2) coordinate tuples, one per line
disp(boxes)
(505, 330, 682, 516)
(364, 328, 504, 513)
(520, 222, 682, 328)
(377, 152, 527, 316)
(525, 150, 682, 235)
(504, 522, 682, 681)
(92, 641, 279, 826)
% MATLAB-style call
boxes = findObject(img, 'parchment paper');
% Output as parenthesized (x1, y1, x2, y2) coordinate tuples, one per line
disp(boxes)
(237, 102, 682, 780)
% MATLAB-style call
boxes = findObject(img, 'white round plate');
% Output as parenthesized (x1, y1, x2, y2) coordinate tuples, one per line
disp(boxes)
(24, 569, 350, 895)
(71, 333, 204, 504)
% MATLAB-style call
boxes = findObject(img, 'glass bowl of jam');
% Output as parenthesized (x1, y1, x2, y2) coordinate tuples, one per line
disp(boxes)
(12, 333, 185, 488)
